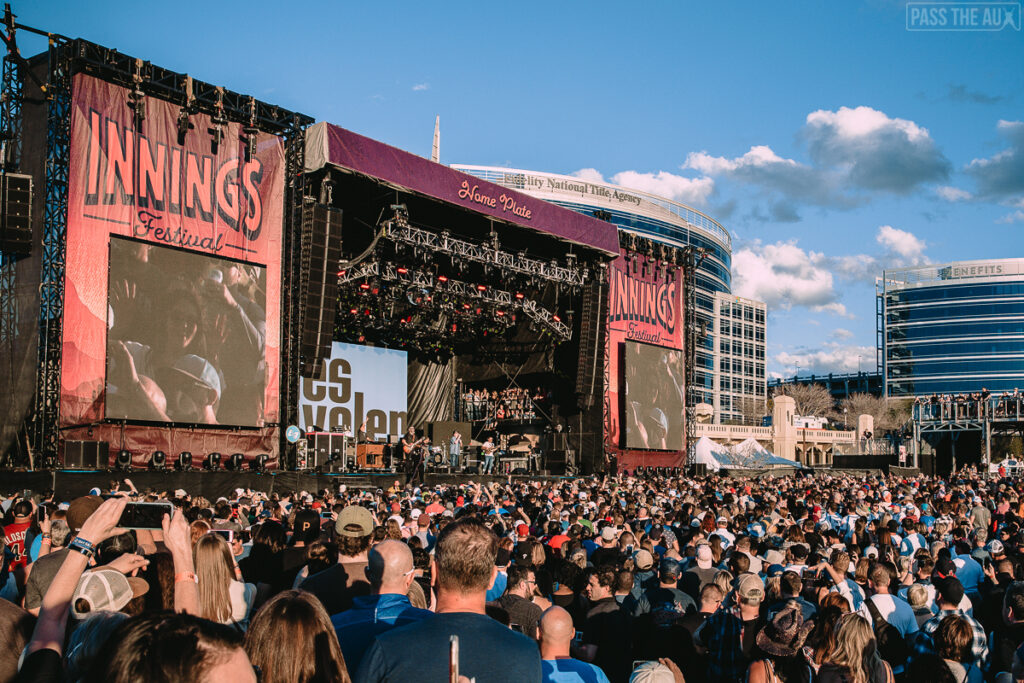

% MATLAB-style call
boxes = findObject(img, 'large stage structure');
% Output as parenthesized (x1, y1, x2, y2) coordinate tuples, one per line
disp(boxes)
(0, 17, 313, 471)
(0, 14, 703, 479)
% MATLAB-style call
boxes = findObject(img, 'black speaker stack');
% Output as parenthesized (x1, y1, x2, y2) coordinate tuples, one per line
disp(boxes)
(63, 441, 109, 470)
(300, 203, 343, 376)
(0, 172, 32, 255)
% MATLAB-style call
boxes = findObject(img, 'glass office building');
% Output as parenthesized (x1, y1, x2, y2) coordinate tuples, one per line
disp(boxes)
(879, 258, 1024, 397)
(450, 166, 755, 419)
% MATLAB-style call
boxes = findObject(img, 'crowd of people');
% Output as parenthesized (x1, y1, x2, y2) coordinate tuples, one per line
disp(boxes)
(4, 466, 1024, 682)
(914, 389, 1024, 421)
(461, 387, 549, 423)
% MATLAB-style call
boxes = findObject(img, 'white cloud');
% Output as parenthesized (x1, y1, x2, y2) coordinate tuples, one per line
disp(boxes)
(685, 145, 846, 208)
(876, 225, 927, 264)
(774, 342, 876, 376)
(966, 120, 1024, 199)
(732, 240, 840, 312)
(685, 106, 949, 218)
(734, 225, 929, 319)
(936, 186, 973, 202)
(570, 167, 605, 183)
(566, 168, 715, 206)
(996, 209, 1024, 224)
(412, 83, 430, 91)
(804, 106, 950, 193)
(831, 328, 855, 340)
(609, 170, 714, 206)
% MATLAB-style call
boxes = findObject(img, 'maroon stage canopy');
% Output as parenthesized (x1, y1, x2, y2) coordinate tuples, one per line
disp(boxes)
(305, 122, 619, 257)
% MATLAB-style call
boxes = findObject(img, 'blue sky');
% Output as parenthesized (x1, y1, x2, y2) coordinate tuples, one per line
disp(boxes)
(19, 1, 1024, 378)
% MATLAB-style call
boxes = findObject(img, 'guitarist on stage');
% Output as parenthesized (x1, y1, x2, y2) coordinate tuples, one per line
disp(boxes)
(401, 426, 426, 485)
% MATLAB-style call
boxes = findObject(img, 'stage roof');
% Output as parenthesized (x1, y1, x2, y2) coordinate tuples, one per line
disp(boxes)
(305, 122, 619, 257)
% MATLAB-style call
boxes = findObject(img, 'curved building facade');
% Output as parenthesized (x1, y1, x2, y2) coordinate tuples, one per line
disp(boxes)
(450, 165, 752, 418)
(879, 259, 1024, 397)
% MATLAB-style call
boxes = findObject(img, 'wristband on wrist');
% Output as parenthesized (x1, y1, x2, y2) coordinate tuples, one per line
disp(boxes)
(175, 571, 198, 584)
(68, 536, 96, 559)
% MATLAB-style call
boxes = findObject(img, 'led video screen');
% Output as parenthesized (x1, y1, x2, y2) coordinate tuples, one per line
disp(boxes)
(105, 236, 268, 426)
(623, 340, 685, 450)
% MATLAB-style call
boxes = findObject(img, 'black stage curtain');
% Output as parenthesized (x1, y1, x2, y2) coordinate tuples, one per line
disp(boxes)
(407, 357, 454, 429)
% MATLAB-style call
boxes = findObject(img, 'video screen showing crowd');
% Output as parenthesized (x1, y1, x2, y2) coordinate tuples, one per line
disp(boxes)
(104, 237, 268, 427)
(623, 341, 685, 450)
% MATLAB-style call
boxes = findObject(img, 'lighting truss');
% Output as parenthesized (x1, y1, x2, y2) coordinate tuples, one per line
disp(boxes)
(340, 261, 572, 340)
(384, 215, 588, 287)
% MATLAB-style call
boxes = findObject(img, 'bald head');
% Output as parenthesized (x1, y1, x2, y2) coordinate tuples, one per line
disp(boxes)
(538, 606, 575, 659)
(367, 540, 415, 594)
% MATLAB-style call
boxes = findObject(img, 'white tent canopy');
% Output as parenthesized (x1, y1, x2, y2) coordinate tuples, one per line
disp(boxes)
(694, 436, 800, 470)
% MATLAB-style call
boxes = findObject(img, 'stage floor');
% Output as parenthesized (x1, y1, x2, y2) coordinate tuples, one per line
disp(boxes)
(1, 469, 576, 500)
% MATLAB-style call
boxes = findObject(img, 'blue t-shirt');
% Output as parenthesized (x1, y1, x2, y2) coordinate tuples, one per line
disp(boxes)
(355, 611, 541, 683)
(542, 658, 611, 683)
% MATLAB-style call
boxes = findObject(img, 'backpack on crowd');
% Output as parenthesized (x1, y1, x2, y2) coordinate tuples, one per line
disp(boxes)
(863, 598, 910, 668)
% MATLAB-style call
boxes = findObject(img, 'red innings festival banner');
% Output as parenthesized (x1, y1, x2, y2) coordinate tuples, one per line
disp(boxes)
(61, 74, 284, 438)
(604, 247, 686, 470)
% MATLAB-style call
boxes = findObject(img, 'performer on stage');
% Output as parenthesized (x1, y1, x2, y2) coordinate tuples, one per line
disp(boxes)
(402, 426, 426, 484)
(481, 436, 497, 475)
(449, 430, 462, 471)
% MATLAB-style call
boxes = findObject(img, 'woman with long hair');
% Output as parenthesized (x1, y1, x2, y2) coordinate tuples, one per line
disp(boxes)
(194, 532, 256, 629)
(817, 613, 892, 683)
(805, 594, 850, 670)
(245, 590, 351, 683)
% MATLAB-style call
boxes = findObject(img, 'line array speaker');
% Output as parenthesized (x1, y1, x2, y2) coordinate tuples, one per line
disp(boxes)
(300, 203, 342, 376)
(0, 172, 32, 255)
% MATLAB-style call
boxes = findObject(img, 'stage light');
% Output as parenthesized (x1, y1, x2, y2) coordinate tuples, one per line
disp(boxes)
(350, 308, 358, 314)
(476, 284, 487, 292)
(495, 310, 505, 317)
(359, 283, 371, 290)
(252, 454, 269, 472)
(437, 275, 448, 283)
(396, 267, 409, 274)
(176, 451, 193, 471)
(226, 452, 245, 471)
(204, 452, 222, 471)
(150, 450, 167, 471)
(116, 449, 132, 472)
(552, 314, 562, 322)
(514, 292, 524, 300)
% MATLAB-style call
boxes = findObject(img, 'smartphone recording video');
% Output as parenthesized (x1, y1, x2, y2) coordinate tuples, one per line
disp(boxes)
(118, 502, 174, 529)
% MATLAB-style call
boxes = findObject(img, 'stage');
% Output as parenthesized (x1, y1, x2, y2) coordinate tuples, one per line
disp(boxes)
(1, 469, 579, 501)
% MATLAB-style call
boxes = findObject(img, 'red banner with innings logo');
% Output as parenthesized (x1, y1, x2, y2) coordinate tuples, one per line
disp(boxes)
(604, 248, 686, 468)
(61, 74, 285, 428)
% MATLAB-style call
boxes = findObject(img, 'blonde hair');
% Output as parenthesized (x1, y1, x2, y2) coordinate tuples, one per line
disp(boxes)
(825, 613, 878, 683)
(194, 533, 236, 623)
(907, 583, 928, 609)
(713, 570, 734, 596)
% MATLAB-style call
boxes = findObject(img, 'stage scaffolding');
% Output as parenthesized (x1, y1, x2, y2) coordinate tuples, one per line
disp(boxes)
(0, 26, 313, 466)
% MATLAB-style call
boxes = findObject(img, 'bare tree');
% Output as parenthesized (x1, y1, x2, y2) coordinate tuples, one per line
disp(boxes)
(772, 383, 834, 418)
(839, 393, 913, 432)
(736, 395, 768, 426)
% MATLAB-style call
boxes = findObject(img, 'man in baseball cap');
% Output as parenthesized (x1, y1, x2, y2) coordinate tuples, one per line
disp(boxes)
(694, 573, 764, 682)
(24, 495, 104, 615)
(299, 504, 375, 614)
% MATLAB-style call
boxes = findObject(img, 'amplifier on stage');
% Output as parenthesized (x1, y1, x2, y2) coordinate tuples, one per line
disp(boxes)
(63, 441, 109, 470)
(309, 432, 349, 468)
